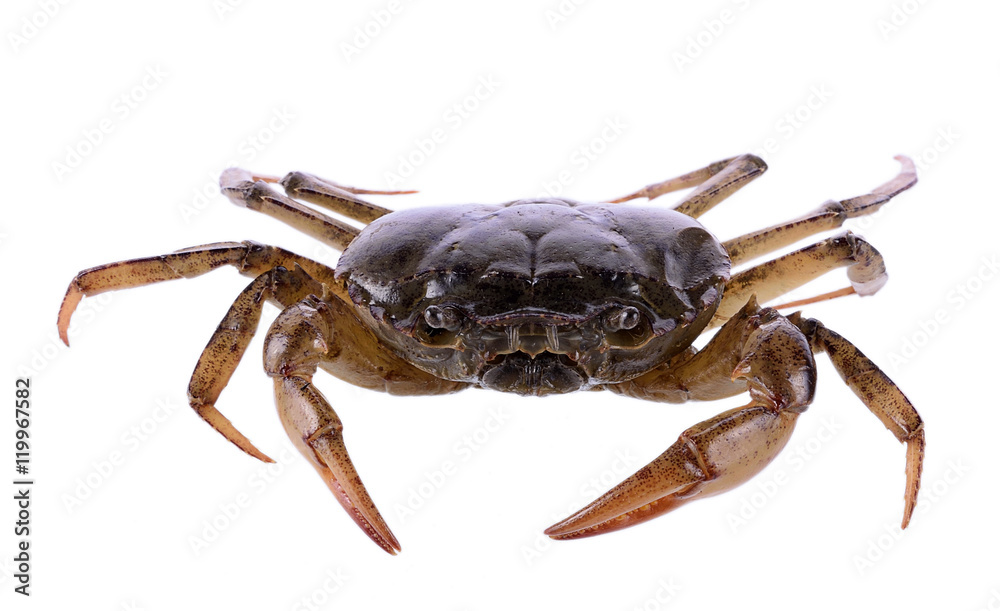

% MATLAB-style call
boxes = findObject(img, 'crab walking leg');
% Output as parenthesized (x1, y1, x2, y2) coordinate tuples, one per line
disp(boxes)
(724, 156, 917, 266)
(58, 241, 340, 345)
(548, 302, 814, 539)
(188, 265, 326, 463)
(276, 171, 410, 224)
(710, 231, 887, 327)
(220, 168, 360, 251)
(609, 154, 768, 219)
(790, 313, 925, 528)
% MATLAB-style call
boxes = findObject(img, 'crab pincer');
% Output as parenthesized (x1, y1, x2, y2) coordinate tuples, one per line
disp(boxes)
(266, 298, 402, 554)
(547, 305, 814, 539)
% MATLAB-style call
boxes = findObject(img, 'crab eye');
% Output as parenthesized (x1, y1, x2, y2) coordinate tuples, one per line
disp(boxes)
(604, 306, 641, 332)
(423, 305, 463, 331)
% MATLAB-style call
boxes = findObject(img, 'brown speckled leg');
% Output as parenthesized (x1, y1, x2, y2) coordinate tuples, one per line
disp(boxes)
(548, 300, 815, 539)
(187, 265, 326, 463)
(608, 154, 768, 218)
(724, 156, 917, 266)
(790, 313, 924, 528)
(57, 241, 340, 345)
(711, 231, 888, 328)
(276, 170, 412, 223)
(221, 168, 414, 247)
(264, 296, 468, 554)
(221, 169, 361, 251)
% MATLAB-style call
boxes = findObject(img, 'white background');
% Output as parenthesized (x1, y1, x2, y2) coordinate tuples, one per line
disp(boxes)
(3, 1, 998, 609)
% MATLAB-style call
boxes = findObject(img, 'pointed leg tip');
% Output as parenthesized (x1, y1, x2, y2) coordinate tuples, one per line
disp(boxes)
(608, 193, 641, 204)
(235, 439, 274, 463)
(191, 401, 274, 462)
(250, 172, 282, 184)
(57, 282, 84, 346)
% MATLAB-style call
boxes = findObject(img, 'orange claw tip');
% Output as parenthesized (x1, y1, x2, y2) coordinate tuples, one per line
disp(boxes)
(544, 494, 694, 541)
(57, 281, 84, 346)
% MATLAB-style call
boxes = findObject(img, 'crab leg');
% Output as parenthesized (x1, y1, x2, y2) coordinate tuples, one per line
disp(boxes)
(221, 169, 361, 251)
(724, 156, 917, 266)
(188, 265, 325, 462)
(549, 302, 814, 539)
(275, 171, 412, 223)
(710, 231, 887, 327)
(609, 154, 768, 219)
(58, 242, 342, 462)
(57, 241, 340, 345)
(790, 313, 924, 528)
(264, 297, 401, 554)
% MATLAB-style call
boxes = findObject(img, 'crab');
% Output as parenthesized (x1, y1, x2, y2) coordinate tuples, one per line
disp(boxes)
(58, 153, 925, 554)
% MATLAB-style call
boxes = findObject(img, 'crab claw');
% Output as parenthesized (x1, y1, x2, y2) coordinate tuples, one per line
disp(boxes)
(267, 300, 401, 554)
(544, 437, 708, 540)
(545, 404, 801, 540)
(274, 376, 401, 554)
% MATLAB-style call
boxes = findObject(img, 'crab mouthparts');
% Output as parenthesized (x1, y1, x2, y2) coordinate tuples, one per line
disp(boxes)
(473, 319, 607, 396)
(481, 351, 586, 396)
(478, 320, 600, 362)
